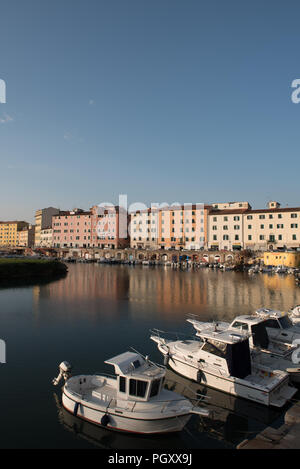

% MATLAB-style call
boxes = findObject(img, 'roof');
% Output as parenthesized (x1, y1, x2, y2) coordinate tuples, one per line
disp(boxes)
(199, 328, 250, 344)
(230, 315, 266, 325)
(209, 207, 300, 216)
(255, 309, 288, 319)
(209, 209, 249, 215)
(0, 221, 28, 225)
(130, 204, 210, 215)
(53, 210, 91, 217)
(105, 351, 164, 378)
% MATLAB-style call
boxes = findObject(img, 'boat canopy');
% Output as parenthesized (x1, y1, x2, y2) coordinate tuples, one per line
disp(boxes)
(105, 352, 144, 375)
(202, 337, 252, 379)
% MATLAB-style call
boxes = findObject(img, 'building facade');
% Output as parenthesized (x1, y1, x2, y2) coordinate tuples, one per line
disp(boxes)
(0, 221, 29, 247)
(264, 251, 300, 267)
(207, 201, 300, 251)
(35, 207, 59, 247)
(17, 224, 35, 248)
(130, 208, 160, 249)
(90, 205, 130, 249)
(130, 204, 209, 250)
(40, 228, 53, 248)
(52, 209, 92, 248)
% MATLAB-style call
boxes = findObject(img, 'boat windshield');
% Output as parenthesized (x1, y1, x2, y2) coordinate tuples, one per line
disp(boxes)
(264, 319, 280, 329)
(129, 379, 148, 398)
(201, 339, 227, 357)
(278, 316, 293, 329)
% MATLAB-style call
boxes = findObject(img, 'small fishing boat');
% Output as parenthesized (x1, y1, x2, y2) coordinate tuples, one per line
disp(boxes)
(52, 351, 209, 435)
(150, 329, 297, 407)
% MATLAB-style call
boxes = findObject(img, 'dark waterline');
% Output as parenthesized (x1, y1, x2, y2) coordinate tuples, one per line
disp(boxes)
(0, 264, 299, 449)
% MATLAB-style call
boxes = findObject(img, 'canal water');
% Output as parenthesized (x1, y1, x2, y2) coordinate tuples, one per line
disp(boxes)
(1, 263, 300, 449)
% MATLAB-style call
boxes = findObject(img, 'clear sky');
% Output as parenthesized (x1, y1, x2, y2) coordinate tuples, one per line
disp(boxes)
(0, 0, 300, 223)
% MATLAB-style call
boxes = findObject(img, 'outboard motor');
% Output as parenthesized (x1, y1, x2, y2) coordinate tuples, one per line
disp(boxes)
(53, 361, 72, 386)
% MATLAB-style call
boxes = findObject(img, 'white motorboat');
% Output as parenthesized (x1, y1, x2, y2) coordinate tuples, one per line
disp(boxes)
(52, 351, 209, 435)
(255, 308, 300, 344)
(290, 305, 300, 325)
(188, 313, 300, 383)
(150, 329, 297, 407)
(274, 265, 288, 274)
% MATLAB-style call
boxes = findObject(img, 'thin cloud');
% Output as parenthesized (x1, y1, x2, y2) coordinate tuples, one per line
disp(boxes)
(63, 132, 73, 141)
(63, 131, 84, 143)
(0, 113, 14, 124)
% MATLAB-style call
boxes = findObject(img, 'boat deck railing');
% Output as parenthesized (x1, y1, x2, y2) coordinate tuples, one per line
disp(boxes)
(150, 328, 202, 343)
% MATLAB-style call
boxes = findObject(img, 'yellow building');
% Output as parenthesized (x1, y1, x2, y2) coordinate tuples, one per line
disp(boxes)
(264, 251, 300, 268)
(0, 221, 29, 247)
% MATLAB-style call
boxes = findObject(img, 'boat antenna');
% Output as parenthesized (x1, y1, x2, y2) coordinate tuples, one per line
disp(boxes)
(130, 347, 164, 369)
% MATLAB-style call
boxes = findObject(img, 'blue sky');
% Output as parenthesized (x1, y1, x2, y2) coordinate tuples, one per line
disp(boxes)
(0, 0, 300, 223)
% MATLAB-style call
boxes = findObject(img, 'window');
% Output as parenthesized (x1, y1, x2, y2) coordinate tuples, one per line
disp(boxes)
(119, 376, 126, 393)
(259, 215, 265, 219)
(129, 379, 148, 398)
(248, 235, 252, 240)
(149, 379, 161, 397)
(248, 225, 252, 229)
(232, 321, 249, 331)
(247, 215, 253, 220)
(264, 319, 280, 329)
(234, 216, 240, 221)
(202, 340, 227, 357)
(291, 224, 298, 229)
(291, 213, 297, 218)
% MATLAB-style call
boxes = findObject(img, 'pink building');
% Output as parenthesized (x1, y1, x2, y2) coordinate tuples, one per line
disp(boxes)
(90, 205, 130, 249)
(52, 209, 92, 248)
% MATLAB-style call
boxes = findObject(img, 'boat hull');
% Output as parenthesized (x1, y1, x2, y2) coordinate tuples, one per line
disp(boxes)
(164, 353, 295, 408)
(62, 391, 191, 435)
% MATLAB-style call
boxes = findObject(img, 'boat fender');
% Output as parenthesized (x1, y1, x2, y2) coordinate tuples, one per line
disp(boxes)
(73, 401, 79, 416)
(101, 414, 110, 427)
(163, 354, 169, 366)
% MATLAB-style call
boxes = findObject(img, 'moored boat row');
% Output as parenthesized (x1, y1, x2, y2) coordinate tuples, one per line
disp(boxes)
(53, 304, 300, 436)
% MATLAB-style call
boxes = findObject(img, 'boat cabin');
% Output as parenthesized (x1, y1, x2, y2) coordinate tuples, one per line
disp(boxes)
(255, 309, 294, 330)
(229, 315, 270, 349)
(197, 330, 252, 379)
(105, 352, 166, 402)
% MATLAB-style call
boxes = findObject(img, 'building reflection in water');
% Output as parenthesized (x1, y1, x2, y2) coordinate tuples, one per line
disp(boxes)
(32, 265, 300, 322)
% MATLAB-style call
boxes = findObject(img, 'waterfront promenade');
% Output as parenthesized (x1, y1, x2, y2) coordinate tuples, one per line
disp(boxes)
(1, 246, 243, 265)
(238, 402, 300, 449)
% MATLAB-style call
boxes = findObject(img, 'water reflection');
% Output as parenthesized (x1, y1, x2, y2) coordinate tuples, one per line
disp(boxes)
(32, 265, 300, 322)
(1, 264, 299, 448)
